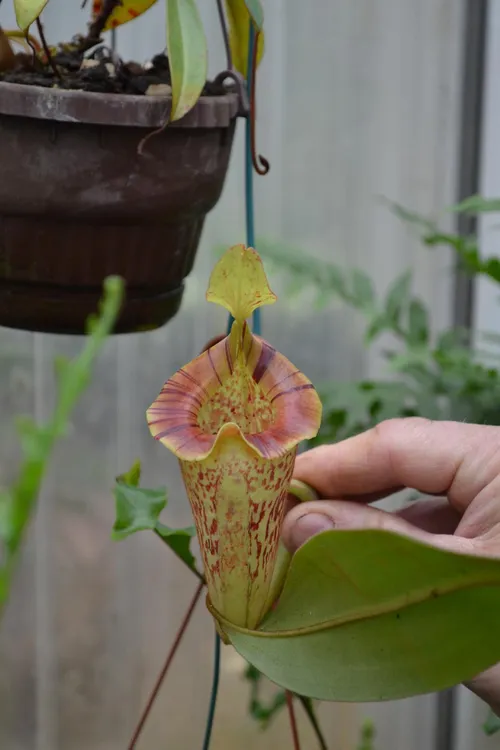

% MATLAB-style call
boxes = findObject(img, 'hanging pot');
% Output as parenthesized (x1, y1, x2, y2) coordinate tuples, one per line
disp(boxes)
(0, 82, 238, 334)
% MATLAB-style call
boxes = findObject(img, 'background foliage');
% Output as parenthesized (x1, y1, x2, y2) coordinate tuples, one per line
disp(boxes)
(259, 196, 500, 444)
(250, 195, 500, 737)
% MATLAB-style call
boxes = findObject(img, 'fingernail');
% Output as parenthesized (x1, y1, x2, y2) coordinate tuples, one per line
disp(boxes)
(291, 513, 335, 550)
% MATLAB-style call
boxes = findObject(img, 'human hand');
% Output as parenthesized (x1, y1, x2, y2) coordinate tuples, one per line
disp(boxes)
(282, 418, 500, 713)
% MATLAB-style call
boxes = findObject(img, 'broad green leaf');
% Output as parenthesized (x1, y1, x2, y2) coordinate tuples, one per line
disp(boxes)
(226, 530, 500, 701)
(408, 299, 429, 346)
(225, 0, 265, 76)
(167, 0, 207, 122)
(92, 0, 158, 30)
(484, 708, 500, 736)
(14, 0, 49, 31)
(451, 195, 500, 215)
(155, 521, 198, 574)
(112, 483, 166, 540)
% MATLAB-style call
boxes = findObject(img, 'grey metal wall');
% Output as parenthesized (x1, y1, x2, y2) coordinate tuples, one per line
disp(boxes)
(0, 1, 484, 748)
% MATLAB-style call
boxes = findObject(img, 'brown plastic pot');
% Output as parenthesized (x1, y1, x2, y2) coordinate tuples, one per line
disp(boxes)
(0, 82, 238, 334)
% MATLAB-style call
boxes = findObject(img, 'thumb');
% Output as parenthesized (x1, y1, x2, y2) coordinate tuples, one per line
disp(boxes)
(282, 499, 470, 555)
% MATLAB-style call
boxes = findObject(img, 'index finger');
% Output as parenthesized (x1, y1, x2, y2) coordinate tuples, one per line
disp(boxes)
(294, 418, 499, 510)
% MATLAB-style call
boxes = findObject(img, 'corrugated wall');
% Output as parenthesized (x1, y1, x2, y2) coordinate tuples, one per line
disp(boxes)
(1, 1, 491, 748)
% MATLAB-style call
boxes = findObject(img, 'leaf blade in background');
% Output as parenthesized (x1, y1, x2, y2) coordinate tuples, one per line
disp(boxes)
(408, 299, 429, 347)
(166, 0, 207, 121)
(451, 195, 500, 214)
(92, 0, 158, 30)
(384, 270, 411, 329)
(14, 0, 49, 31)
(227, 530, 500, 701)
(225, 0, 265, 76)
(0, 277, 123, 607)
(350, 270, 376, 313)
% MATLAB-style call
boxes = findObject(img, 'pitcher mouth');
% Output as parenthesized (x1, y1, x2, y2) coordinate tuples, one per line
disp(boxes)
(146, 326, 322, 462)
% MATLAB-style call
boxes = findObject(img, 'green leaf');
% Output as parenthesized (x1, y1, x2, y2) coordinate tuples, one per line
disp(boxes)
(112, 483, 166, 540)
(451, 195, 500, 214)
(166, 0, 208, 121)
(243, 664, 286, 729)
(257, 239, 349, 305)
(116, 459, 141, 488)
(112, 467, 201, 577)
(226, 530, 500, 701)
(408, 299, 429, 346)
(0, 277, 123, 609)
(14, 0, 49, 31)
(155, 521, 198, 574)
(357, 720, 376, 750)
(364, 314, 390, 343)
(225, 0, 265, 76)
(388, 201, 438, 235)
(350, 270, 376, 311)
(484, 708, 500, 736)
(384, 271, 412, 327)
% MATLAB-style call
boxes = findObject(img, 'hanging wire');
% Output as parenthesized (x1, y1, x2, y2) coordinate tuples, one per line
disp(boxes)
(127, 581, 204, 749)
(226, 21, 262, 337)
(201, 630, 221, 750)
(245, 22, 262, 337)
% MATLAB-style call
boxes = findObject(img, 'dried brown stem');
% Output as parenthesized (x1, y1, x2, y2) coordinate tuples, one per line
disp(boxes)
(126, 581, 204, 749)
(35, 18, 61, 79)
(0, 27, 16, 72)
(77, 0, 121, 53)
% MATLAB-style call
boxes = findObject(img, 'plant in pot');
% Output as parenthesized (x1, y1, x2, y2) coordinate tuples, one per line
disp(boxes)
(0, 0, 263, 334)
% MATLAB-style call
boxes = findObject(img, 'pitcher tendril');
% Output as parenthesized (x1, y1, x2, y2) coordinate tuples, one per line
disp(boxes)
(147, 245, 322, 631)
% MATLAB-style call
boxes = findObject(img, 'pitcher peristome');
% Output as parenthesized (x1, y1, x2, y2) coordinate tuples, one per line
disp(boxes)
(147, 245, 322, 629)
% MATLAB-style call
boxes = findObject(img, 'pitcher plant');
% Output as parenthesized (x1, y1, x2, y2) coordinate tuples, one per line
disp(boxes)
(147, 245, 322, 630)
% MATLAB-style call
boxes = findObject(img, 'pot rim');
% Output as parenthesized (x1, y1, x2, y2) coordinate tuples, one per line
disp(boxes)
(0, 81, 239, 128)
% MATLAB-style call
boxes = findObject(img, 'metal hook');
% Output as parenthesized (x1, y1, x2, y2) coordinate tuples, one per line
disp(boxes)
(213, 69, 249, 116)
